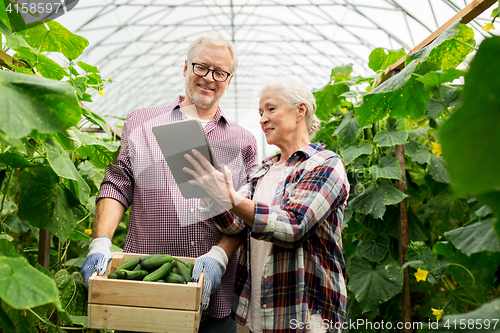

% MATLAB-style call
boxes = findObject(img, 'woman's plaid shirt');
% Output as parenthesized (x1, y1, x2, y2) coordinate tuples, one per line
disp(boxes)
(212, 143, 349, 332)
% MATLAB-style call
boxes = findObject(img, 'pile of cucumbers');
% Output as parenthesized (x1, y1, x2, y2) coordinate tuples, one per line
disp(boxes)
(107, 254, 194, 284)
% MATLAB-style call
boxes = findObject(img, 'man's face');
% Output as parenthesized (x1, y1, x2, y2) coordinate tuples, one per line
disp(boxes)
(183, 43, 233, 111)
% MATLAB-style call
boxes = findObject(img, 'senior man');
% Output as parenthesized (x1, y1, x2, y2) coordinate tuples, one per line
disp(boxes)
(81, 31, 258, 333)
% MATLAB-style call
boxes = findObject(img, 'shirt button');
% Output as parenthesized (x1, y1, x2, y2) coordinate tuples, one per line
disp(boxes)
(191, 241, 195, 246)
(263, 275, 267, 279)
(190, 208, 194, 213)
(263, 304, 267, 308)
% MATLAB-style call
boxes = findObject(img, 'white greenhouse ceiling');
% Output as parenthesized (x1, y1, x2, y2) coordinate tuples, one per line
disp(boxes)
(49, 0, 497, 156)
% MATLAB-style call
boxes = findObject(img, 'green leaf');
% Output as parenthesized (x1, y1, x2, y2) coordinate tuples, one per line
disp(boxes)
(349, 180, 408, 219)
(330, 64, 353, 81)
(368, 47, 406, 72)
(339, 142, 373, 165)
(0, 1, 26, 33)
(356, 74, 430, 127)
(347, 257, 403, 313)
(35, 54, 69, 81)
(368, 156, 402, 180)
(356, 22, 474, 128)
(0, 238, 17, 257)
(70, 129, 120, 169)
(445, 219, 500, 256)
(411, 144, 433, 165)
(81, 108, 112, 138)
(0, 152, 36, 168)
(359, 238, 389, 264)
(425, 87, 462, 120)
(437, 244, 500, 304)
(441, 36, 500, 197)
(4, 214, 30, 234)
(0, 257, 62, 310)
(0, 21, 28, 49)
(0, 70, 81, 138)
(334, 111, 359, 144)
(416, 68, 465, 88)
(55, 270, 87, 316)
(77, 61, 99, 74)
(313, 82, 350, 121)
(42, 138, 90, 204)
(22, 21, 88, 61)
(478, 192, 500, 231)
(13, 46, 37, 67)
(17, 166, 86, 241)
(373, 129, 408, 147)
(419, 299, 500, 332)
(428, 154, 450, 184)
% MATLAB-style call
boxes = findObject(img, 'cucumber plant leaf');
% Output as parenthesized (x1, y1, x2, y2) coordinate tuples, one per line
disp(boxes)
(43, 138, 90, 205)
(440, 36, 500, 198)
(356, 21, 474, 127)
(416, 68, 465, 88)
(347, 257, 403, 313)
(314, 82, 349, 121)
(368, 156, 402, 180)
(359, 237, 390, 263)
(17, 166, 86, 241)
(445, 219, 500, 256)
(55, 270, 87, 316)
(349, 180, 408, 219)
(0, 71, 81, 138)
(340, 142, 373, 165)
(22, 20, 88, 61)
(368, 47, 406, 73)
(0, 257, 63, 310)
(334, 111, 359, 144)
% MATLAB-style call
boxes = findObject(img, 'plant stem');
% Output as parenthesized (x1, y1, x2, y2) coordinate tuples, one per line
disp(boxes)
(0, 168, 13, 221)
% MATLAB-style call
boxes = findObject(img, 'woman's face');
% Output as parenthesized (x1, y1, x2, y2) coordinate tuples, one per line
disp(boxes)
(259, 88, 303, 149)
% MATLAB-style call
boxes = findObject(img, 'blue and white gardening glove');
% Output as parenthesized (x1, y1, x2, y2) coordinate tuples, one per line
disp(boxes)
(80, 236, 112, 288)
(192, 246, 228, 310)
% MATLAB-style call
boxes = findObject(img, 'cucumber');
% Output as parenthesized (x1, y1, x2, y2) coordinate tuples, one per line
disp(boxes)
(165, 272, 186, 284)
(139, 253, 168, 264)
(141, 254, 174, 271)
(187, 263, 194, 275)
(176, 261, 192, 283)
(107, 273, 118, 279)
(143, 262, 175, 282)
(117, 269, 149, 281)
(172, 267, 179, 275)
(133, 263, 142, 271)
(116, 257, 141, 272)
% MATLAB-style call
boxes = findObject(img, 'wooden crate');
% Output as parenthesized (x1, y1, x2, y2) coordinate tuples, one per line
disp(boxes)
(88, 253, 204, 333)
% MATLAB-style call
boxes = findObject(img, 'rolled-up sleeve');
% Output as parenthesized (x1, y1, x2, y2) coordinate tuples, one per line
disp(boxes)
(252, 156, 348, 248)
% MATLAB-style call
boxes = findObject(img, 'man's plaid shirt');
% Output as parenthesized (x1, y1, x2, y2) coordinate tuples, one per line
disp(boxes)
(97, 96, 258, 318)
(212, 143, 349, 332)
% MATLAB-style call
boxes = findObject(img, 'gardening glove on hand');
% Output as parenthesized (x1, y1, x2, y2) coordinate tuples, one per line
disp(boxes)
(81, 236, 112, 288)
(192, 245, 228, 310)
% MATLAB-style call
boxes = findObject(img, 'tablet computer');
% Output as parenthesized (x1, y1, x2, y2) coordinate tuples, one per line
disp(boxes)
(152, 119, 219, 199)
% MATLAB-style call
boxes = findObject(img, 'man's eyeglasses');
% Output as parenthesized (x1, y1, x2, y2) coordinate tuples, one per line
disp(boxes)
(188, 59, 232, 82)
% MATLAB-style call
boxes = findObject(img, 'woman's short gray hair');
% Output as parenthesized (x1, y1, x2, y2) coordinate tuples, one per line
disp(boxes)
(187, 32, 238, 73)
(260, 78, 320, 136)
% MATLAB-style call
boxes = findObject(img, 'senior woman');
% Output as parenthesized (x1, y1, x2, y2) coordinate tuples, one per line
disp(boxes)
(184, 78, 349, 333)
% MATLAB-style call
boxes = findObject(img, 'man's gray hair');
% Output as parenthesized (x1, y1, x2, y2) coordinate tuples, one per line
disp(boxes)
(187, 31, 238, 73)
(261, 78, 320, 136)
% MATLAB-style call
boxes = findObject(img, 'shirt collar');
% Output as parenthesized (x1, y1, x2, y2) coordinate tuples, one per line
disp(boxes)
(261, 142, 326, 166)
(174, 95, 230, 127)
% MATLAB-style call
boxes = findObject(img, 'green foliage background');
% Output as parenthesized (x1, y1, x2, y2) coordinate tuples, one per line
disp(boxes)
(313, 20, 500, 332)
(0, 4, 499, 333)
